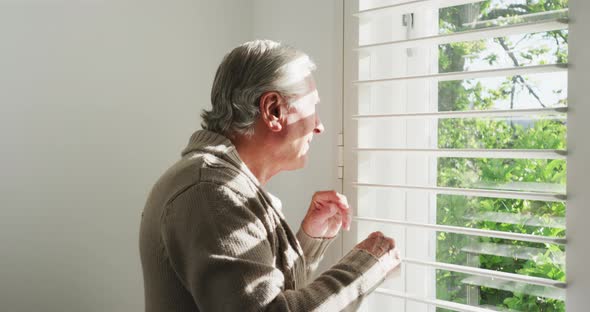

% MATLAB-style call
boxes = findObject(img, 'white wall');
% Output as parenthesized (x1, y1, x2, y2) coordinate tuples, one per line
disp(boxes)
(0, 0, 344, 310)
(251, 0, 345, 271)
(0, 1, 251, 311)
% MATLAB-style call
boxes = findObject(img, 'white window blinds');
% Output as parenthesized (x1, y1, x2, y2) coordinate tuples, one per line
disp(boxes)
(342, 1, 569, 311)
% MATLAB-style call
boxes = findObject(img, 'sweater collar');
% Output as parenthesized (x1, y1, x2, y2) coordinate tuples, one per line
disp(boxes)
(181, 129, 288, 216)
(181, 129, 262, 187)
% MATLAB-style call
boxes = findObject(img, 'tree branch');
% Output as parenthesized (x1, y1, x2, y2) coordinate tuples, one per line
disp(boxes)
(556, 31, 568, 44)
(497, 37, 546, 108)
(497, 37, 520, 67)
(510, 77, 517, 109)
(516, 75, 546, 108)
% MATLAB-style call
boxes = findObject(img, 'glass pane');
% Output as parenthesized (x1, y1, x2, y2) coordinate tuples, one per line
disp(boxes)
(356, 72, 567, 115)
(440, 1, 568, 34)
(357, 189, 565, 237)
(438, 31, 568, 74)
(358, 0, 569, 45)
(437, 195, 565, 234)
(438, 72, 568, 112)
(358, 29, 568, 80)
(437, 157, 566, 193)
(356, 115, 566, 149)
(357, 153, 566, 194)
(435, 3, 568, 311)
(436, 270, 565, 311)
(438, 116, 566, 149)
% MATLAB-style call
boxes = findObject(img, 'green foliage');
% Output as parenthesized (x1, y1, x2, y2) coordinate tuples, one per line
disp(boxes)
(435, 1, 568, 311)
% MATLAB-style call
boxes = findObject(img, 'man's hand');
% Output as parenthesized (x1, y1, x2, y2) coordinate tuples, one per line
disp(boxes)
(355, 231, 401, 274)
(301, 190, 351, 239)
(355, 231, 396, 258)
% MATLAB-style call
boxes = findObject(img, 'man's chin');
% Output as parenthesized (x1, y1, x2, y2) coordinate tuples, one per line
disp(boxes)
(284, 154, 308, 171)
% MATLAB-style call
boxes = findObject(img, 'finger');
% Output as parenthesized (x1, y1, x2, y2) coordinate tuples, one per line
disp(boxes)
(311, 195, 332, 211)
(335, 192, 349, 208)
(328, 202, 348, 230)
(313, 190, 350, 214)
(332, 210, 343, 224)
(329, 193, 351, 230)
(383, 237, 395, 251)
(334, 204, 350, 231)
(313, 191, 349, 208)
(312, 190, 338, 202)
(369, 231, 384, 238)
(338, 199, 352, 230)
(342, 203, 352, 231)
(376, 236, 388, 256)
(339, 206, 351, 231)
(317, 206, 338, 222)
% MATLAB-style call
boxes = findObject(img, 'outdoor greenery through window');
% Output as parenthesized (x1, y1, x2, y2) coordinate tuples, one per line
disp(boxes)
(436, 1, 567, 311)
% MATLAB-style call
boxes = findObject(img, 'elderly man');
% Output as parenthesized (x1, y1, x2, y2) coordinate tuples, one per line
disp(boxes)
(139, 40, 400, 311)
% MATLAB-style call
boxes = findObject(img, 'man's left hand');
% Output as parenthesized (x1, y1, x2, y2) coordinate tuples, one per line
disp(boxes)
(301, 191, 351, 239)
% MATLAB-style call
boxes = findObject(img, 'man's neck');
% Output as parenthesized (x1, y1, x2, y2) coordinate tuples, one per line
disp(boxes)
(231, 133, 282, 186)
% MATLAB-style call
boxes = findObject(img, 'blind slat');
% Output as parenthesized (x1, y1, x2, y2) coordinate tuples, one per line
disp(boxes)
(461, 276, 565, 300)
(354, 63, 567, 85)
(464, 211, 565, 229)
(358, 16, 568, 51)
(402, 258, 566, 288)
(355, 0, 483, 18)
(354, 148, 567, 159)
(461, 242, 565, 265)
(353, 182, 566, 202)
(353, 107, 567, 119)
(353, 216, 566, 245)
(374, 288, 501, 312)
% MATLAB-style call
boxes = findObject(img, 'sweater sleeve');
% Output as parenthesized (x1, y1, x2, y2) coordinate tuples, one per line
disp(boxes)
(161, 182, 388, 312)
(296, 227, 335, 281)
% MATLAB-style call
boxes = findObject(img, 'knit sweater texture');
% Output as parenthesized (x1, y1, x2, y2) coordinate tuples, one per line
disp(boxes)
(139, 130, 388, 311)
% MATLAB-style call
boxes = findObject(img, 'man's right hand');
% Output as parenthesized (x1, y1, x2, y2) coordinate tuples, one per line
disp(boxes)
(355, 231, 401, 273)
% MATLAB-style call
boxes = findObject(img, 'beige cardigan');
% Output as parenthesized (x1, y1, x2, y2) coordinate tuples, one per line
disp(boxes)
(139, 130, 388, 311)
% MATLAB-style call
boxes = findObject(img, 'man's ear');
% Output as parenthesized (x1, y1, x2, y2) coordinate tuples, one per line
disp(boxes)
(259, 91, 284, 132)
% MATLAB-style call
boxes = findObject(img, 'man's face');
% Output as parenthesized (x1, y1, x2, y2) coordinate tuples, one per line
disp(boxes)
(277, 76, 324, 171)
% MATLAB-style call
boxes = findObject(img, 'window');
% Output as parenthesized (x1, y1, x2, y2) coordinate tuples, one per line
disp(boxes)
(342, 1, 569, 311)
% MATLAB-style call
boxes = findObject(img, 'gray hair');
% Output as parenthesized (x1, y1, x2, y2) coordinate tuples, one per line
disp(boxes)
(201, 40, 316, 137)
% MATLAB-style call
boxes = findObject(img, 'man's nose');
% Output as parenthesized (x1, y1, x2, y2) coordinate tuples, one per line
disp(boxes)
(314, 114, 325, 134)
